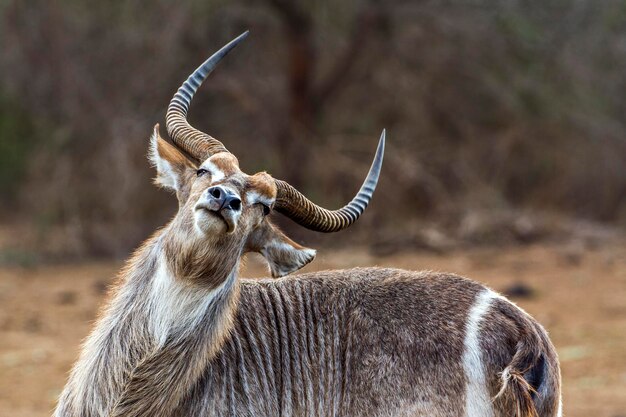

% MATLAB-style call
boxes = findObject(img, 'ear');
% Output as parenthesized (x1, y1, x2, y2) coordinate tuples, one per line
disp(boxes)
(149, 124, 195, 202)
(247, 222, 316, 278)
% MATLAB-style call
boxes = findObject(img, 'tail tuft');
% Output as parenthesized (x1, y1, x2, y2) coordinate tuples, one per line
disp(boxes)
(495, 365, 538, 417)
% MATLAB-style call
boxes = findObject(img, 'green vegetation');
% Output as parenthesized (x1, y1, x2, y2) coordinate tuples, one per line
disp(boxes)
(0, 95, 42, 204)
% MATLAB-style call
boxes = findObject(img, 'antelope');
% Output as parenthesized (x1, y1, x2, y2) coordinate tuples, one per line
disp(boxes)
(55, 32, 562, 417)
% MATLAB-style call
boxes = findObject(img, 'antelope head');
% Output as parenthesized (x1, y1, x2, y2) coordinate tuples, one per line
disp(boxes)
(150, 32, 384, 284)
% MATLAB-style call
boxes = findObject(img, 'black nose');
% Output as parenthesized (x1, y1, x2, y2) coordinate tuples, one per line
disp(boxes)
(206, 186, 241, 211)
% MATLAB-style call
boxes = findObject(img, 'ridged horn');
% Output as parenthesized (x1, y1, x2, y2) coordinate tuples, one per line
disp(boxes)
(274, 130, 385, 232)
(165, 31, 249, 162)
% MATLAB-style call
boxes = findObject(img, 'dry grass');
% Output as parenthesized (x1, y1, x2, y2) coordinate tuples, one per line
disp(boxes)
(0, 243, 625, 417)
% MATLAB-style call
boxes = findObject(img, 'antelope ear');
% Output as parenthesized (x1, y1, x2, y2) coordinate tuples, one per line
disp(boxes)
(248, 222, 316, 278)
(149, 124, 195, 202)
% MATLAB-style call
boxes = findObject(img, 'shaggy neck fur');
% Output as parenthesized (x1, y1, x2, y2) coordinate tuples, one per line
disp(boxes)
(162, 207, 244, 286)
(55, 226, 242, 417)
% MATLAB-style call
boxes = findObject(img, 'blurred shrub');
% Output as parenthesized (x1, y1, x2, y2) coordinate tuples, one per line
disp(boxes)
(0, 95, 42, 205)
(0, 0, 625, 256)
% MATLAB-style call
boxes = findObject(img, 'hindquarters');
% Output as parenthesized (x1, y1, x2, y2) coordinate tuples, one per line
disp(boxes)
(474, 291, 562, 417)
(331, 269, 562, 417)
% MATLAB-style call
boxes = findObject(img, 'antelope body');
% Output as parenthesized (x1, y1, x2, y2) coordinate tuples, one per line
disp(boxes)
(55, 32, 562, 417)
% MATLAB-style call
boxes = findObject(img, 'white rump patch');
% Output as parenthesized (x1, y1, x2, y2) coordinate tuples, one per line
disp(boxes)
(462, 289, 497, 417)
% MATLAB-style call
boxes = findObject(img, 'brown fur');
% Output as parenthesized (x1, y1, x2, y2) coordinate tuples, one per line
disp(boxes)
(54, 130, 561, 417)
(482, 299, 561, 417)
(246, 172, 278, 200)
(162, 211, 242, 286)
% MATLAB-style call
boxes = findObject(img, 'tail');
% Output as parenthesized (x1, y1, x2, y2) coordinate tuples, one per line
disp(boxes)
(493, 299, 562, 417)
(495, 362, 539, 417)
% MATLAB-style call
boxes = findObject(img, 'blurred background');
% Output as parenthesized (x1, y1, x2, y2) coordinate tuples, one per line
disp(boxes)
(0, 1, 624, 416)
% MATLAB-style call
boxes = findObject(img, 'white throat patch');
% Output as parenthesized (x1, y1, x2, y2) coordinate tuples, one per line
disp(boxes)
(148, 261, 227, 345)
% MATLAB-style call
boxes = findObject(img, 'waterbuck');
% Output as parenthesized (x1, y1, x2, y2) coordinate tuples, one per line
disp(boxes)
(55, 32, 562, 417)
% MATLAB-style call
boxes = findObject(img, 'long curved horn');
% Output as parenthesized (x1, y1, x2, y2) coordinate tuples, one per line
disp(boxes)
(274, 130, 385, 232)
(166, 31, 249, 162)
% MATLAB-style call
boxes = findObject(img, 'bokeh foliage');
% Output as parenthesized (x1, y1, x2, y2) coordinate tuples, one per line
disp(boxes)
(1, 0, 625, 256)
(0, 95, 42, 204)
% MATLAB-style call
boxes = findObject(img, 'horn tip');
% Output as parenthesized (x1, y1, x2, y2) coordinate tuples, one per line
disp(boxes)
(235, 30, 250, 42)
(222, 30, 249, 53)
(377, 129, 386, 154)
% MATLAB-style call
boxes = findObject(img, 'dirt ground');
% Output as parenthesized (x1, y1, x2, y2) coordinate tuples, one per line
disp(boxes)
(0, 243, 624, 417)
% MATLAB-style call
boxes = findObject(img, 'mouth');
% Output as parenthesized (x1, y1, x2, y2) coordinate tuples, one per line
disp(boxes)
(194, 205, 237, 233)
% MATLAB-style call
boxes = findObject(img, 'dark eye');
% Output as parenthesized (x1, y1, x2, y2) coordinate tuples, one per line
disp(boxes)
(196, 168, 209, 177)
(262, 204, 271, 216)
